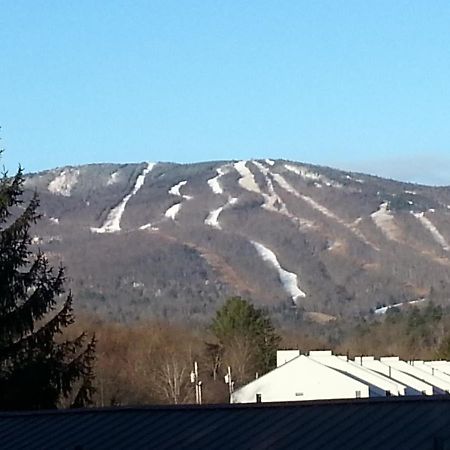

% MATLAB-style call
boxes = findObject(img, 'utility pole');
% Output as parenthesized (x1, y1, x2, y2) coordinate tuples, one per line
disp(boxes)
(190, 361, 203, 405)
(224, 365, 234, 400)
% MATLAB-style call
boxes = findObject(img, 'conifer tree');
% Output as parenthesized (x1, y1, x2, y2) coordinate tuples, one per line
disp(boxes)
(0, 164, 95, 410)
(211, 297, 280, 375)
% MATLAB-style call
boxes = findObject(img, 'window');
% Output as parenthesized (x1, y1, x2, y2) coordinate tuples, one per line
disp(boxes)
(256, 394, 262, 403)
(355, 390, 361, 398)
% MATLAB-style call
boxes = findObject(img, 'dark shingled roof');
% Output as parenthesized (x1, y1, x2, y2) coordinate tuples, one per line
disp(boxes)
(2, 396, 450, 449)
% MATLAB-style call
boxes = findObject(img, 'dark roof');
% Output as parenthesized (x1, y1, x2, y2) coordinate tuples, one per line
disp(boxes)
(1, 396, 450, 449)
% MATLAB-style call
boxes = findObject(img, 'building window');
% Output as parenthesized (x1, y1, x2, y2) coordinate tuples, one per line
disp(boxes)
(355, 390, 361, 398)
(256, 394, 262, 403)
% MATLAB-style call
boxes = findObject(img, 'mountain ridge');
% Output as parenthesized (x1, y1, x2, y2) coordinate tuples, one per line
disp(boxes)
(22, 158, 450, 323)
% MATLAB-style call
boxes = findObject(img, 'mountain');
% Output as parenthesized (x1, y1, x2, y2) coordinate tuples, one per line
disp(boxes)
(22, 159, 450, 323)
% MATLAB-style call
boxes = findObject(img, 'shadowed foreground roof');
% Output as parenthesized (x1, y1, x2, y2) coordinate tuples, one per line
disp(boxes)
(2, 397, 450, 449)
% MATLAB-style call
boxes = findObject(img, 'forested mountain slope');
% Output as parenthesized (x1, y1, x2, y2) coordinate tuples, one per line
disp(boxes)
(23, 159, 450, 322)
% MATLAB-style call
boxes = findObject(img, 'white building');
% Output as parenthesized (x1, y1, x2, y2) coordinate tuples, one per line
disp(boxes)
(231, 354, 369, 404)
(380, 357, 450, 395)
(309, 351, 405, 396)
(231, 350, 450, 404)
(356, 356, 433, 396)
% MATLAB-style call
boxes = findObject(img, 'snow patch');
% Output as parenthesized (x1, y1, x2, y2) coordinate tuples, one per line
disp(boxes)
(273, 172, 373, 246)
(107, 171, 120, 185)
(205, 206, 224, 229)
(204, 165, 238, 229)
(371, 203, 402, 242)
(91, 162, 155, 233)
(234, 160, 261, 193)
(169, 180, 187, 197)
(165, 203, 182, 220)
(375, 298, 427, 315)
(204, 197, 238, 229)
(252, 241, 306, 305)
(49, 217, 59, 224)
(284, 164, 343, 188)
(48, 169, 80, 196)
(207, 165, 230, 195)
(139, 223, 159, 231)
(252, 161, 314, 229)
(412, 212, 450, 252)
(265, 159, 275, 166)
(164, 179, 193, 220)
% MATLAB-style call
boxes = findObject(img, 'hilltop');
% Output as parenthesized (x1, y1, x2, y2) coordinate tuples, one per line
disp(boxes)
(23, 159, 450, 323)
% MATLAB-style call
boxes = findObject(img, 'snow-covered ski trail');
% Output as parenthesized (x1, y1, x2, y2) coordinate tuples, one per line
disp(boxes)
(252, 241, 306, 305)
(234, 160, 261, 194)
(205, 165, 238, 229)
(271, 169, 373, 246)
(48, 169, 80, 196)
(412, 212, 450, 252)
(91, 162, 155, 233)
(371, 203, 402, 242)
(164, 179, 193, 220)
(251, 161, 314, 229)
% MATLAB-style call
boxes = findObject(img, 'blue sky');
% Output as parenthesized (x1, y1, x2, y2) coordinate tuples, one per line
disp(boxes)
(1, 1, 450, 185)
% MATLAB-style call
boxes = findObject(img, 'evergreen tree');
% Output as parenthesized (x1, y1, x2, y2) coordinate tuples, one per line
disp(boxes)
(211, 297, 280, 375)
(0, 165, 95, 410)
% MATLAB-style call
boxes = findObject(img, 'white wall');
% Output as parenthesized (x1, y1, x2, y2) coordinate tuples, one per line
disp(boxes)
(411, 361, 450, 384)
(277, 350, 300, 367)
(358, 357, 433, 396)
(231, 355, 369, 403)
(380, 357, 450, 395)
(425, 361, 450, 376)
(309, 352, 404, 396)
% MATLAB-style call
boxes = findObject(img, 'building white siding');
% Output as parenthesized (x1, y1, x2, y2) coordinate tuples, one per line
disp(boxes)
(231, 355, 369, 403)
(277, 350, 300, 367)
(357, 356, 433, 396)
(309, 352, 405, 396)
(380, 357, 450, 394)
(231, 351, 450, 404)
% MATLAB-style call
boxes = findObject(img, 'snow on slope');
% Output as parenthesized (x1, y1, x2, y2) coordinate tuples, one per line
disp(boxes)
(371, 203, 402, 242)
(252, 161, 289, 213)
(107, 171, 120, 185)
(169, 180, 192, 199)
(207, 166, 230, 195)
(205, 207, 223, 228)
(205, 165, 238, 229)
(139, 223, 159, 231)
(165, 203, 182, 220)
(164, 179, 193, 220)
(91, 163, 155, 233)
(252, 161, 314, 229)
(205, 197, 238, 229)
(48, 169, 80, 196)
(234, 160, 261, 193)
(272, 171, 372, 245)
(374, 298, 427, 315)
(252, 241, 306, 305)
(284, 164, 343, 188)
(412, 212, 450, 252)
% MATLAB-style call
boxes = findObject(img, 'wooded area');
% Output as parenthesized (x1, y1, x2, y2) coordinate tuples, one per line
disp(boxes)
(70, 301, 450, 407)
